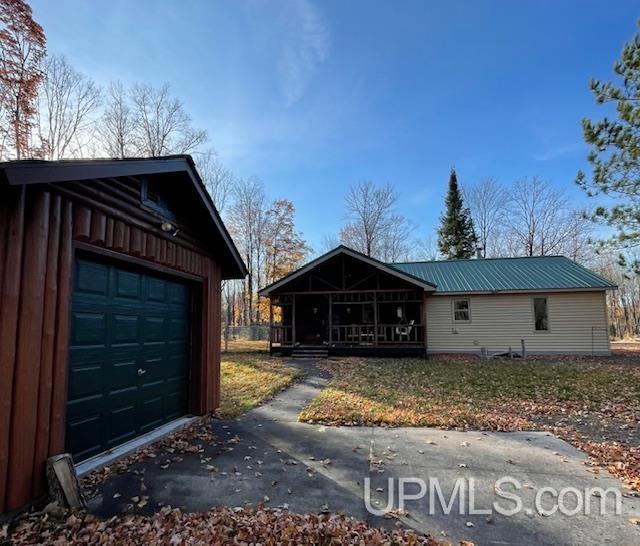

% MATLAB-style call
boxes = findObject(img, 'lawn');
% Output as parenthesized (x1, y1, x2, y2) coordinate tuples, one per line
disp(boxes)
(300, 356, 640, 489)
(217, 352, 303, 418)
(222, 339, 270, 353)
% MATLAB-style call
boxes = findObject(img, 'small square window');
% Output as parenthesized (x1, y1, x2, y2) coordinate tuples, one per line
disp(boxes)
(534, 297, 549, 331)
(141, 179, 176, 221)
(453, 299, 470, 321)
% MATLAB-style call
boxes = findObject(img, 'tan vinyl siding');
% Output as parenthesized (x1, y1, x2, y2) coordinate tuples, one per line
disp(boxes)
(425, 291, 610, 355)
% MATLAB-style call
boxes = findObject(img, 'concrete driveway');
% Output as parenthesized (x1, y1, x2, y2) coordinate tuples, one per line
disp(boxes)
(88, 361, 640, 546)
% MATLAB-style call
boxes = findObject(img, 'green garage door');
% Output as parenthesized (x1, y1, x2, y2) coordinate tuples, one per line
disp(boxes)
(66, 257, 191, 462)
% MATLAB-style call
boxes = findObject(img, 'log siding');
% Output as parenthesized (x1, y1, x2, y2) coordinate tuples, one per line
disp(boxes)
(0, 175, 225, 513)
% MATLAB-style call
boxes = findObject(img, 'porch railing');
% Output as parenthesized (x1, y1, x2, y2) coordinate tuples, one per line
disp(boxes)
(270, 325, 293, 345)
(270, 324, 423, 346)
(332, 324, 423, 345)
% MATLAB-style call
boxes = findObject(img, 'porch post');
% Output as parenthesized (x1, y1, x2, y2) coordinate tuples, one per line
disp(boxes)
(292, 294, 296, 346)
(423, 294, 428, 353)
(328, 294, 333, 345)
(268, 299, 273, 353)
(373, 291, 378, 346)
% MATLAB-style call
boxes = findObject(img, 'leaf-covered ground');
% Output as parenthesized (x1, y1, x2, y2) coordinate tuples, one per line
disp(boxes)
(218, 353, 303, 418)
(6, 505, 446, 545)
(299, 356, 640, 490)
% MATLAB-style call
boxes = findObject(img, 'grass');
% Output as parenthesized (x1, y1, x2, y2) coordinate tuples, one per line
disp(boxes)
(218, 352, 303, 418)
(300, 357, 640, 428)
(222, 339, 269, 353)
(299, 356, 640, 489)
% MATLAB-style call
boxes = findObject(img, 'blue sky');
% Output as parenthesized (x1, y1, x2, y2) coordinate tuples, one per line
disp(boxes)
(31, 0, 638, 250)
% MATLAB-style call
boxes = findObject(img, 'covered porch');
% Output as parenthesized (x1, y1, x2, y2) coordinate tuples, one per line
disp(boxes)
(259, 246, 434, 356)
(269, 289, 424, 349)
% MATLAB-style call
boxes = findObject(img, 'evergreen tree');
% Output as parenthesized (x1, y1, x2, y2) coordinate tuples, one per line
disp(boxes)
(437, 168, 477, 259)
(577, 20, 640, 257)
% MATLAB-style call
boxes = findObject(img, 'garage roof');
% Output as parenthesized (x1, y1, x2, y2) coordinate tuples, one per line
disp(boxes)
(0, 155, 247, 279)
(391, 255, 616, 294)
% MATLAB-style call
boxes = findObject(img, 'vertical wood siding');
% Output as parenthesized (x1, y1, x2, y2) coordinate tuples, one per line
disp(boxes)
(0, 184, 223, 513)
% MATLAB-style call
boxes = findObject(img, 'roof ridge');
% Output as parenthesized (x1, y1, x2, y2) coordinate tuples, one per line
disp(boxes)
(391, 255, 566, 265)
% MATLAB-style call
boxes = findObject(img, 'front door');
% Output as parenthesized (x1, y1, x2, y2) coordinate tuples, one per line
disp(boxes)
(66, 257, 191, 462)
(295, 294, 329, 345)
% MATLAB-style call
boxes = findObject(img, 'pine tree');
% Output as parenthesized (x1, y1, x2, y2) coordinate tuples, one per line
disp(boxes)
(576, 20, 640, 255)
(437, 168, 477, 259)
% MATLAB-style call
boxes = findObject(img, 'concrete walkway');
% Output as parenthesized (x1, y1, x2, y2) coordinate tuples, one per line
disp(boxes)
(89, 360, 640, 546)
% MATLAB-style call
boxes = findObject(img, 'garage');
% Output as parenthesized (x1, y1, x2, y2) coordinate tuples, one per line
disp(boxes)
(0, 157, 247, 513)
(66, 257, 192, 461)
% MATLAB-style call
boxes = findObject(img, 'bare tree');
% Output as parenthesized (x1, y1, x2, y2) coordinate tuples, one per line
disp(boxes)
(412, 234, 440, 261)
(130, 83, 207, 156)
(99, 81, 134, 158)
(377, 213, 413, 262)
(563, 211, 595, 264)
(341, 180, 406, 258)
(464, 177, 508, 258)
(505, 177, 577, 257)
(228, 177, 267, 325)
(36, 55, 101, 159)
(194, 150, 234, 216)
(318, 232, 340, 254)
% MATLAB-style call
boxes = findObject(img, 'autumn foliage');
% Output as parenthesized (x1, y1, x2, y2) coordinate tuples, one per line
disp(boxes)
(0, 0, 45, 158)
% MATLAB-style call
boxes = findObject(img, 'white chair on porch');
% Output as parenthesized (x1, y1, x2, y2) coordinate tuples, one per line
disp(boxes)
(395, 319, 415, 342)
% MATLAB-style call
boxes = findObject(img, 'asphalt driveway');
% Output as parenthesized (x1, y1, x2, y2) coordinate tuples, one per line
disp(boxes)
(87, 360, 640, 546)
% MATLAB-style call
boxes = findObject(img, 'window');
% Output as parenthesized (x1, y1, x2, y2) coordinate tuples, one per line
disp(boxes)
(141, 179, 176, 220)
(453, 299, 470, 321)
(534, 297, 549, 331)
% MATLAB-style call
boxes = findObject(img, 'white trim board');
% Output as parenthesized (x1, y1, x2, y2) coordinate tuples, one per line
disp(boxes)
(75, 416, 198, 478)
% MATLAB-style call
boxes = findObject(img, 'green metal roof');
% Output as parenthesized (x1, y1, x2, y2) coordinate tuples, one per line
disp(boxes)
(390, 256, 616, 294)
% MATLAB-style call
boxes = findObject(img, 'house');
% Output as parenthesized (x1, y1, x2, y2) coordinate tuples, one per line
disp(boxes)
(258, 245, 616, 357)
(0, 156, 246, 513)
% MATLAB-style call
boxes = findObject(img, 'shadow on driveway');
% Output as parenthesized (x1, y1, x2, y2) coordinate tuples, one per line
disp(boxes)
(88, 360, 640, 546)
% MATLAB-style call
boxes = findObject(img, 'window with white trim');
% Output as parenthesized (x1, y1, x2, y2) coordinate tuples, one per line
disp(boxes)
(533, 297, 549, 331)
(453, 299, 470, 321)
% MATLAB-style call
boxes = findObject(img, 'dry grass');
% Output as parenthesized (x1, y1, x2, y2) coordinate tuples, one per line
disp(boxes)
(221, 339, 269, 353)
(218, 353, 302, 418)
(300, 355, 640, 490)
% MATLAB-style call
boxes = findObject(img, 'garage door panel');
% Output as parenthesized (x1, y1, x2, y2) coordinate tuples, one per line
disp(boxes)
(168, 317, 188, 341)
(108, 360, 138, 392)
(143, 316, 165, 342)
(67, 257, 191, 462)
(139, 395, 164, 432)
(140, 357, 165, 383)
(165, 389, 186, 420)
(112, 314, 139, 343)
(106, 405, 137, 447)
(75, 260, 109, 296)
(67, 414, 103, 460)
(66, 393, 103, 423)
(68, 361, 104, 399)
(71, 311, 107, 345)
(168, 283, 188, 303)
(147, 277, 167, 302)
(114, 268, 142, 299)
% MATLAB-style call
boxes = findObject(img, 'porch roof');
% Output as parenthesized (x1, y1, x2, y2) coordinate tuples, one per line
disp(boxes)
(258, 245, 437, 296)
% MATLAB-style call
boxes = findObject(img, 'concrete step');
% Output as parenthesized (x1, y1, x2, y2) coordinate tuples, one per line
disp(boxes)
(291, 348, 329, 359)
